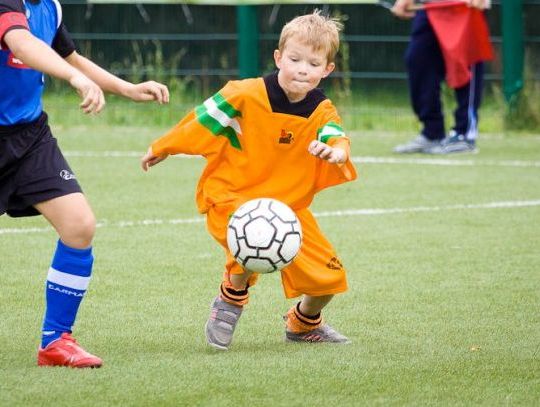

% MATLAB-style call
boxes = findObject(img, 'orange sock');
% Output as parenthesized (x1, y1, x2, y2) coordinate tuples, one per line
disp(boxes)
(285, 302, 322, 333)
(219, 281, 249, 306)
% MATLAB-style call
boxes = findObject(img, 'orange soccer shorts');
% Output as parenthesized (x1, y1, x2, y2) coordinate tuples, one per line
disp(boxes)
(205, 202, 348, 299)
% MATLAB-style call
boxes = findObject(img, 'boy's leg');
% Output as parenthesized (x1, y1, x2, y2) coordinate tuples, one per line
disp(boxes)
(285, 295, 331, 333)
(284, 296, 350, 344)
(12, 129, 102, 368)
(298, 293, 333, 316)
(281, 209, 350, 344)
(34, 193, 102, 368)
(205, 205, 259, 350)
(205, 270, 255, 351)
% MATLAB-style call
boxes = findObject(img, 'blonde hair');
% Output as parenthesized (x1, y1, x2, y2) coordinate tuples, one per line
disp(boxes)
(278, 10, 342, 63)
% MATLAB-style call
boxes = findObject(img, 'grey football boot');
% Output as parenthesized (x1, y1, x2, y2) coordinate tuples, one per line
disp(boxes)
(205, 296, 243, 350)
(285, 323, 351, 344)
(393, 134, 444, 154)
(284, 309, 351, 344)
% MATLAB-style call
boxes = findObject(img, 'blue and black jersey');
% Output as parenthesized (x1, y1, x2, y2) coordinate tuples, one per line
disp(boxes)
(0, 0, 76, 126)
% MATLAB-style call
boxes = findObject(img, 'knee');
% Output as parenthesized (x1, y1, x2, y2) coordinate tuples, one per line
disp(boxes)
(75, 211, 96, 245)
(61, 212, 96, 248)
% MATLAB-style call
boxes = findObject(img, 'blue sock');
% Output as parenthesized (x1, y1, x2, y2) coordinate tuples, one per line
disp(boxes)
(41, 240, 93, 348)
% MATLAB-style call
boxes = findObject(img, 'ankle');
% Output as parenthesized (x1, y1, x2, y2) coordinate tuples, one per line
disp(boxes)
(219, 282, 249, 306)
(286, 303, 322, 333)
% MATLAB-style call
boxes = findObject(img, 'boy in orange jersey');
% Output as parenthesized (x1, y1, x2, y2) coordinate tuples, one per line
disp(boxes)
(141, 10, 357, 350)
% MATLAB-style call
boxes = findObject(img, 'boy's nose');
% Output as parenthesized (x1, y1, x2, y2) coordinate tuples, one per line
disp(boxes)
(297, 63, 309, 74)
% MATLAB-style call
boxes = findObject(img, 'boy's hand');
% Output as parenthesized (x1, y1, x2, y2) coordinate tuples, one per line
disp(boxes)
(125, 81, 170, 104)
(69, 73, 105, 114)
(141, 147, 168, 171)
(308, 140, 347, 164)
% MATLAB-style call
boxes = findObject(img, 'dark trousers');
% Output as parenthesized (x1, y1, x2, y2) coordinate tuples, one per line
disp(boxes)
(405, 10, 484, 141)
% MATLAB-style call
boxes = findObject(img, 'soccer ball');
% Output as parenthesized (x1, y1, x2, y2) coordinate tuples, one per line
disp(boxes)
(227, 198, 302, 274)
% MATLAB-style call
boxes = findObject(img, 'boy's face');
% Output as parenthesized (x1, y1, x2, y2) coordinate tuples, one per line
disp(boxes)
(274, 37, 335, 103)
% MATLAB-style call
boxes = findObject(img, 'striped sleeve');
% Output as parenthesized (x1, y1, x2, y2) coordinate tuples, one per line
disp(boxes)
(313, 103, 357, 192)
(317, 122, 345, 144)
(195, 91, 242, 150)
(151, 82, 246, 157)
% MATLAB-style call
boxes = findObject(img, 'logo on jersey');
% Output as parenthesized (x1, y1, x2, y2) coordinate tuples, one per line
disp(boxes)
(326, 256, 343, 271)
(279, 129, 294, 144)
(59, 170, 76, 180)
(7, 53, 30, 69)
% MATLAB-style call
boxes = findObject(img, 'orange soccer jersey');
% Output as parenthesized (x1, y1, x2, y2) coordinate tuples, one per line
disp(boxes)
(151, 72, 357, 298)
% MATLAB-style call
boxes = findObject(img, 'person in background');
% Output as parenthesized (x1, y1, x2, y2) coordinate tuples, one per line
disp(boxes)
(392, 0, 493, 154)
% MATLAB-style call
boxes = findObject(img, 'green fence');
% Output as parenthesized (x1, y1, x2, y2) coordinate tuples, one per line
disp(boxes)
(60, 1, 538, 94)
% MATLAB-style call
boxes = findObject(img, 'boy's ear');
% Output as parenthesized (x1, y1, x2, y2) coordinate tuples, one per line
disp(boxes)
(273, 49, 282, 68)
(274, 49, 281, 69)
(322, 62, 336, 78)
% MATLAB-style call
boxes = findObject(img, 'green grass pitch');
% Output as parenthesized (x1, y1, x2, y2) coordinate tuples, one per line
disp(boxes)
(1, 121, 539, 406)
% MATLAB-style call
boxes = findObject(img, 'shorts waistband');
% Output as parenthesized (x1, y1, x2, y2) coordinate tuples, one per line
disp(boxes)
(0, 112, 48, 136)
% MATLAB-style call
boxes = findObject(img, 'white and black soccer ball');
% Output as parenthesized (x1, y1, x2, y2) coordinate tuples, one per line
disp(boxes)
(227, 198, 302, 274)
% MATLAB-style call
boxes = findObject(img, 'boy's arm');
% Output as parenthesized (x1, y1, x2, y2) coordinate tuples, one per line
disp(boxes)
(311, 110, 357, 192)
(141, 146, 168, 172)
(313, 134, 356, 194)
(3, 29, 105, 114)
(141, 80, 248, 172)
(310, 116, 350, 164)
(140, 112, 208, 172)
(65, 52, 169, 104)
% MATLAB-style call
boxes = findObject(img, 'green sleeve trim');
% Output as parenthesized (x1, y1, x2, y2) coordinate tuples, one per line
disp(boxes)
(317, 122, 345, 144)
(212, 92, 242, 119)
(194, 92, 242, 150)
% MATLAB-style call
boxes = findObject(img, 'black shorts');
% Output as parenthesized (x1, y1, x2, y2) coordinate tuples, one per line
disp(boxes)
(0, 113, 82, 218)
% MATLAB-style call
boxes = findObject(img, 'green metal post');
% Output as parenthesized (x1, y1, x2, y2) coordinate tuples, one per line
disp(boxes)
(502, 0, 524, 103)
(237, 5, 259, 78)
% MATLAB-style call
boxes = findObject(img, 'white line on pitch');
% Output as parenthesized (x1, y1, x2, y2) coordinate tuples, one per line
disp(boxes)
(63, 151, 540, 168)
(352, 156, 540, 168)
(315, 200, 540, 217)
(64, 151, 195, 158)
(2, 200, 540, 235)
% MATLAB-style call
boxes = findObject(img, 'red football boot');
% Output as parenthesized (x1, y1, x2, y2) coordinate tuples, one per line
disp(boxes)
(37, 333, 102, 368)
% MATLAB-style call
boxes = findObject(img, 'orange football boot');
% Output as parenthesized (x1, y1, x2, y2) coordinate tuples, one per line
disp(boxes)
(37, 333, 102, 368)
